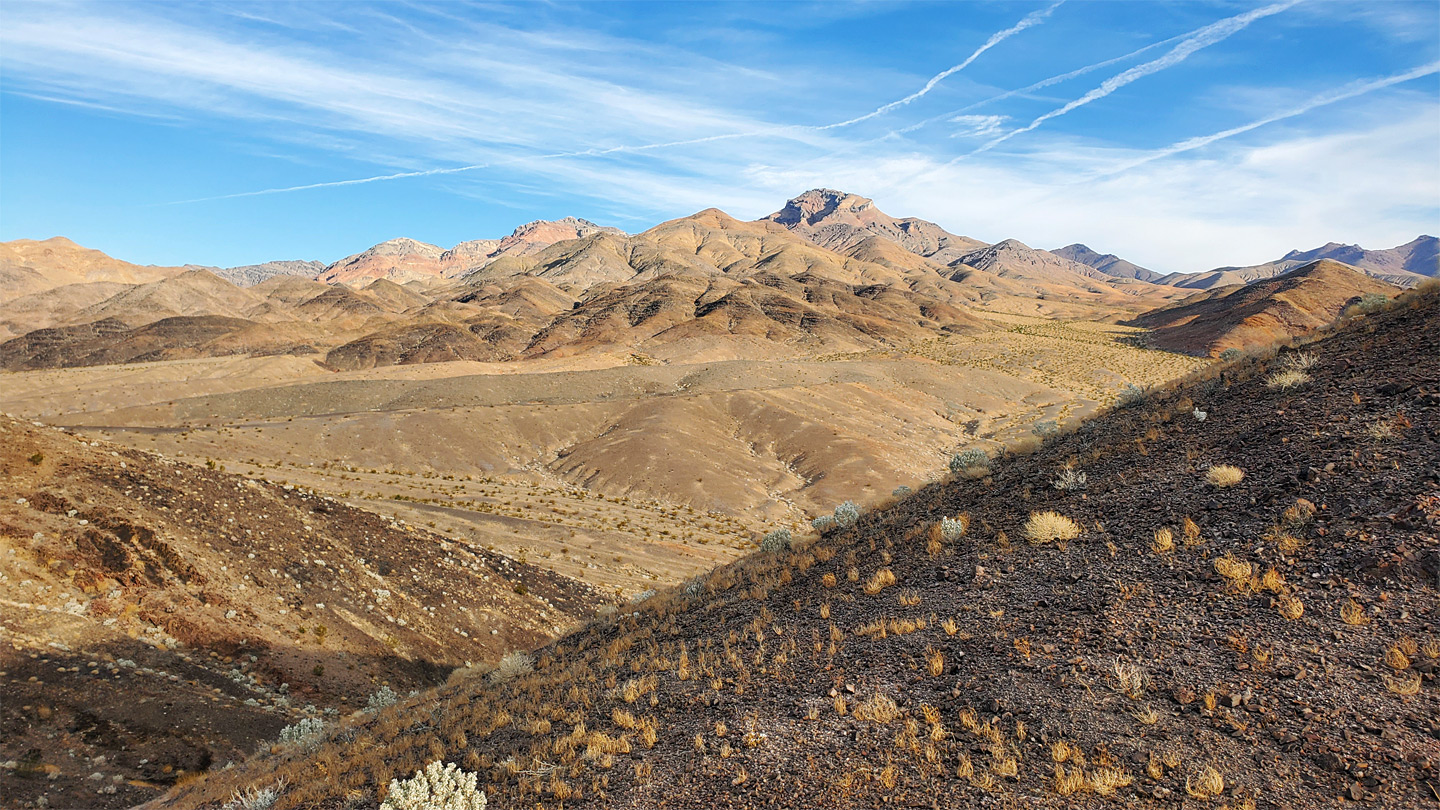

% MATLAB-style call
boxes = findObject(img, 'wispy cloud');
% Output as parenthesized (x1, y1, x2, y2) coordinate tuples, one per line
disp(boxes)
(817, 1, 1064, 129)
(1092, 60, 1440, 179)
(971, 0, 1305, 156)
(949, 115, 1008, 138)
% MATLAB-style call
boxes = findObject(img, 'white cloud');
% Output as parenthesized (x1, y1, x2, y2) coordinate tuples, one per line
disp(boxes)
(948, 115, 1008, 138)
(743, 105, 1438, 274)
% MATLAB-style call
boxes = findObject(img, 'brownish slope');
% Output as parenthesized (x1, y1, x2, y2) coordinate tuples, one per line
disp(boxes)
(166, 286, 1440, 810)
(0, 237, 185, 305)
(0, 416, 601, 809)
(1130, 259, 1399, 356)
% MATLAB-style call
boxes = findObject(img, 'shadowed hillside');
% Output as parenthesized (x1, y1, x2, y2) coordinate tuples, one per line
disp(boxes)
(157, 288, 1440, 809)
(0, 418, 602, 808)
(1129, 260, 1400, 357)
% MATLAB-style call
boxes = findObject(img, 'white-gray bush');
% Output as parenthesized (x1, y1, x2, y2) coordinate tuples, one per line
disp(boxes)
(760, 528, 793, 553)
(1032, 420, 1058, 437)
(381, 761, 486, 810)
(1193, 407, 1207, 422)
(683, 576, 705, 597)
(811, 514, 837, 533)
(834, 501, 860, 529)
(1051, 469, 1087, 491)
(489, 651, 534, 683)
(949, 448, 989, 474)
(277, 718, 325, 751)
(940, 517, 967, 542)
(223, 779, 287, 810)
(628, 589, 656, 604)
(892, 485, 911, 497)
(1117, 384, 1146, 407)
(366, 685, 398, 713)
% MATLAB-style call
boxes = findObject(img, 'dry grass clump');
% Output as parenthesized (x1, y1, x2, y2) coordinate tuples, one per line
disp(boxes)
(1384, 644, 1412, 671)
(1024, 511, 1081, 544)
(862, 568, 897, 595)
(852, 694, 901, 724)
(1386, 671, 1422, 696)
(1112, 660, 1147, 699)
(1151, 527, 1174, 554)
(1213, 554, 1253, 589)
(1206, 465, 1244, 488)
(1340, 598, 1371, 626)
(1185, 766, 1225, 800)
(1267, 352, 1317, 389)
(1277, 596, 1305, 620)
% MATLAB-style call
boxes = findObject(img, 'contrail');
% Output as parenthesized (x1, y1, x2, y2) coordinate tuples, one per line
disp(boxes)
(1090, 60, 1440, 179)
(883, 32, 1188, 142)
(968, 0, 1304, 157)
(169, 3, 1061, 204)
(817, 1, 1065, 130)
(167, 132, 774, 204)
(171, 3, 1061, 204)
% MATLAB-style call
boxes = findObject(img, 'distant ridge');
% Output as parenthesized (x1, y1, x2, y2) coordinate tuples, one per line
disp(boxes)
(1130, 258, 1399, 355)
(1052, 243, 1162, 282)
(1161, 235, 1437, 289)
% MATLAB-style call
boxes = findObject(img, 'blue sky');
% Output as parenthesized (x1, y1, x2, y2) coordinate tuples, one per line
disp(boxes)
(1, 0, 1436, 273)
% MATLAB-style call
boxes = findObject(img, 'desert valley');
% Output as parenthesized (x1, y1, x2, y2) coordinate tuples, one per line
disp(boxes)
(1, 185, 1437, 809)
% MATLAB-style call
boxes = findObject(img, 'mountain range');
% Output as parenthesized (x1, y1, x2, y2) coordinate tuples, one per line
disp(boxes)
(0, 189, 1429, 370)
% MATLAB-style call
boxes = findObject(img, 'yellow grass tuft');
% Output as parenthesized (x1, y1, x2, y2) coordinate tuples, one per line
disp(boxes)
(1151, 527, 1174, 554)
(1025, 511, 1081, 544)
(1340, 598, 1370, 626)
(863, 568, 897, 595)
(1186, 766, 1225, 800)
(1206, 465, 1244, 488)
(1277, 596, 1304, 620)
(853, 694, 901, 724)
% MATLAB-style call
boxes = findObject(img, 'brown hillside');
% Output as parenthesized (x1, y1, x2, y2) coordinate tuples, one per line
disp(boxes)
(0, 237, 185, 305)
(0, 416, 601, 809)
(1130, 259, 1399, 356)
(162, 289, 1440, 810)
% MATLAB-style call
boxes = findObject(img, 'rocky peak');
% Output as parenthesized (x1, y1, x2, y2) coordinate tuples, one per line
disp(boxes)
(770, 189, 875, 227)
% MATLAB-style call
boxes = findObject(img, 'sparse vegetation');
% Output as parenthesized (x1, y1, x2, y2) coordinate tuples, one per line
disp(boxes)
(1024, 510, 1081, 544)
(1206, 464, 1244, 488)
(949, 448, 990, 478)
(366, 685, 399, 712)
(760, 528, 793, 553)
(381, 761, 486, 810)
(1050, 467, 1086, 491)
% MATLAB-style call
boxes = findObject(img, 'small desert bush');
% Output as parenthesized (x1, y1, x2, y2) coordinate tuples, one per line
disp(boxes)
(1206, 465, 1244, 488)
(1347, 292, 1390, 316)
(1025, 511, 1080, 544)
(949, 448, 990, 477)
(223, 780, 286, 810)
(892, 485, 911, 497)
(382, 761, 486, 810)
(1032, 420, 1058, 437)
(760, 528, 792, 553)
(1051, 468, 1087, 491)
(1266, 368, 1310, 389)
(277, 718, 325, 751)
(490, 651, 534, 683)
(1116, 383, 1146, 407)
(812, 514, 837, 533)
(833, 501, 860, 529)
(366, 685, 398, 712)
(940, 515, 969, 542)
